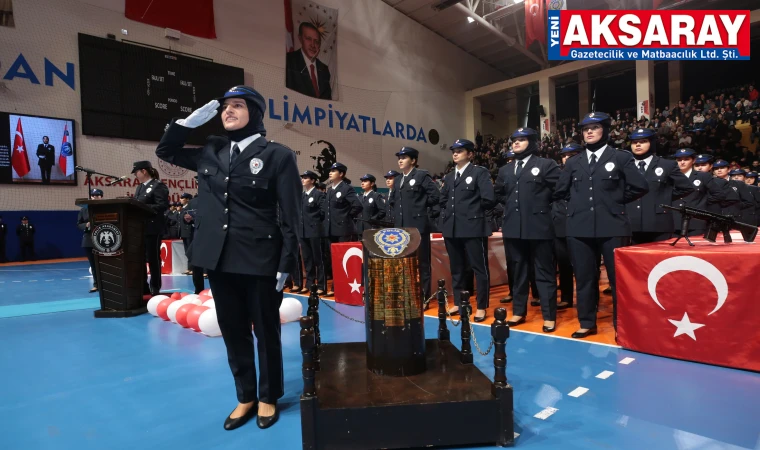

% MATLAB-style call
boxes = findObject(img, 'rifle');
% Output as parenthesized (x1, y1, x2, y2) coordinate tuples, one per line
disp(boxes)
(661, 204, 758, 246)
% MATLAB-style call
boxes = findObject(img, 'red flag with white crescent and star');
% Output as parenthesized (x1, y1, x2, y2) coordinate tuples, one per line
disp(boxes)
(330, 242, 364, 306)
(524, 0, 546, 47)
(616, 236, 760, 372)
(11, 118, 31, 178)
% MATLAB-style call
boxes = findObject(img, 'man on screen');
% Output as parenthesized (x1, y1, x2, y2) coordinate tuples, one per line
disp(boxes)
(36, 136, 55, 184)
(286, 22, 332, 100)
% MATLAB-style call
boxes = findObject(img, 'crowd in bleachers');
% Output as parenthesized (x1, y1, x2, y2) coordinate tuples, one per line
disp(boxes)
(434, 82, 760, 181)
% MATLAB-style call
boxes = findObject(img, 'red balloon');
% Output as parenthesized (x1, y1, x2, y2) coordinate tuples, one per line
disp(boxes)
(156, 298, 177, 321)
(187, 305, 210, 332)
(171, 292, 182, 300)
(198, 294, 211, 303)
(176, 303, 196, 328)
(199, 288, 212, 297)
(179, 292, 189, 298)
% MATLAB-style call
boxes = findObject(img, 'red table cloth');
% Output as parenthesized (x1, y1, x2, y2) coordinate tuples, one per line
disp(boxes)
(616, 233, 760, 372)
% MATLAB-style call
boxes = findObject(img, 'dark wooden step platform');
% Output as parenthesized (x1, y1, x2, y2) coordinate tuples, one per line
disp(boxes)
(300, 339, 514, 450)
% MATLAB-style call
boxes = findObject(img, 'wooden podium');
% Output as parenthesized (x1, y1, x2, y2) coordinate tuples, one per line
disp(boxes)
(75, 197, 156, 318)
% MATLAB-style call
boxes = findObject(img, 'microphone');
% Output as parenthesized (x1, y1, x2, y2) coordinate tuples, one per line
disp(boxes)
(75, 166, 98, 173)
(106, 175, 130, 186)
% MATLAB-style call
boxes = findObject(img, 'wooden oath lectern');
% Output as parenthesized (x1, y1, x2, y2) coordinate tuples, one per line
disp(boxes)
(75, 198, 157, 318)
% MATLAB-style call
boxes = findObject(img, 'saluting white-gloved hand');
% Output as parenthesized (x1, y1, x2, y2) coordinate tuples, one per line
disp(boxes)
(275, 272, 287, 292)
(175, 100, 220, 128)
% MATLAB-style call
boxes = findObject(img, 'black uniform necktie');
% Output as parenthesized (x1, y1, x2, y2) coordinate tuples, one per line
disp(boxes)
(639, 161, 646, 175)
(230, 144, 240, 167)
(455, 172, 460, 182)
(589, 153, 597, 172)
(515, 160, 524, 177)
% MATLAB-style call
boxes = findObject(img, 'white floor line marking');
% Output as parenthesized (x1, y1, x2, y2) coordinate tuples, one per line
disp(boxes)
(568, 387, 589, 397)
(619, 357, 636, 365)
(596, 370, 614, 379)
(61, 279, 72, 281)
(534, 407, 558, 420)
(45, 280, 54, 282)
(514, 432, 520, 438)
(29, 280, 37, 282)
(12, 281, 21, 283)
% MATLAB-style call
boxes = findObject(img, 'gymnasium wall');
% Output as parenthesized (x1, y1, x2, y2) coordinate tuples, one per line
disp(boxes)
(0, 0, 503, 260)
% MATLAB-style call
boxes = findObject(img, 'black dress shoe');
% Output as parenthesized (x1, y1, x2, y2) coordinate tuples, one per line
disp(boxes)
(557, 302, 572, 310)
(499, 296, 513, 304)
(473, 312, 487, 322)
(224, 403, 257, 431)
(257, 408, 279, 429)
(89, 287, 98, 293)
(543, 322, 556, 333)
(571, 327, 598, 339)
(507, 316, 525, 327)
(530, 299, 540, 307)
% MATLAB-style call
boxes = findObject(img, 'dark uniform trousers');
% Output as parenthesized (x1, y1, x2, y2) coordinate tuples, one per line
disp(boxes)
(0, 224, 7, 263)
(134, 179, 169, 294)
(300, 237, 326, 291)
(17, 224, 35, 261)
(157, 123, 301, 406)
(391, 169, 440, 300)
(77, 208, 97, 287)
(495, 156, 560, 320)
(554, 146, 649, 330)
(440, 165, 494, 310)
(207, 271, 283, 404)
(288, 251, 304, 288)
(552, 198, 574, 305)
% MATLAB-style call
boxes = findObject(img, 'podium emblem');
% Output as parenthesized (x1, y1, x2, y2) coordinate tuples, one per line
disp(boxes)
(92, 223, 124, 256)
(373, 228, 411, 257)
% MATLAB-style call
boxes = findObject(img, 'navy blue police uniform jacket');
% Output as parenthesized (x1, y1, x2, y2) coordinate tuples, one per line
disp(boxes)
(553, 146, 649, 238)
(156, 122, 301, 277)
(495, 156, 561, 240)
(390, 168, 440, 232)
(439, 164, 495, 238)
(301, 188, 326, 239)
(325, 181, 362, 237)
(625, 155, 694, 233)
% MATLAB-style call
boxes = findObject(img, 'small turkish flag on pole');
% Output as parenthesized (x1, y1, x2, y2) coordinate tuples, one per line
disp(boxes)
(11, 118, 31, 178)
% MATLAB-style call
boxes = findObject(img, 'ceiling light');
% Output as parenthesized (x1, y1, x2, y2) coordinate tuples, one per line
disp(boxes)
(513, 0, 524, 3)
(467, 16, 475, 23)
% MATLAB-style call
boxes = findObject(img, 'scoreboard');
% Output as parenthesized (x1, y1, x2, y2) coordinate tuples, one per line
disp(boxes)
(78, 33, 244, 144)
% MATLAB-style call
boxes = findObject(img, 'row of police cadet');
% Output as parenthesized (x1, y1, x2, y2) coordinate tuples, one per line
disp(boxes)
(290, 111, 757, 339)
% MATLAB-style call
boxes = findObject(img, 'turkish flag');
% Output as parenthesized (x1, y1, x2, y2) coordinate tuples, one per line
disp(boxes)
(125, 0, 216, 39)
(525, 0, 546, 47)
(616, 235, 760, 372)
(11, 118, 31, 178)
(331, 242, 364, 306)
(160, 240, 173, 274)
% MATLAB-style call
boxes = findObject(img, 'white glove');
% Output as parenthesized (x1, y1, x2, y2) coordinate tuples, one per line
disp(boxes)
(175, 100, 219, 128)
(275, 272, 287, 292)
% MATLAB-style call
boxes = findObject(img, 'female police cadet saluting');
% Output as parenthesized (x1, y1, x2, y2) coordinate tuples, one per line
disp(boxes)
(156, 86, 301, 431)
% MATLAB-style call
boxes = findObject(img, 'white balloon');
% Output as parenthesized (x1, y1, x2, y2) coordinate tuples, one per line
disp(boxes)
(201, 299, 215, 309)
(279, 296, 303, 323)
(167, 299, 191, 323)
(147, 295, 170, 316)
(198, 309, 222, 337)
(183, 294, 202, 305)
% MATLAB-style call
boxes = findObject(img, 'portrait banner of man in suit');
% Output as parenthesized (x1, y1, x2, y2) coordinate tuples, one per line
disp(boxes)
(284, 0, 337, 100)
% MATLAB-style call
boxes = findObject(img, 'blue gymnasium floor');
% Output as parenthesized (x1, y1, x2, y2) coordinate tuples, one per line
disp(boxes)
(1, 262, 759, 450)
